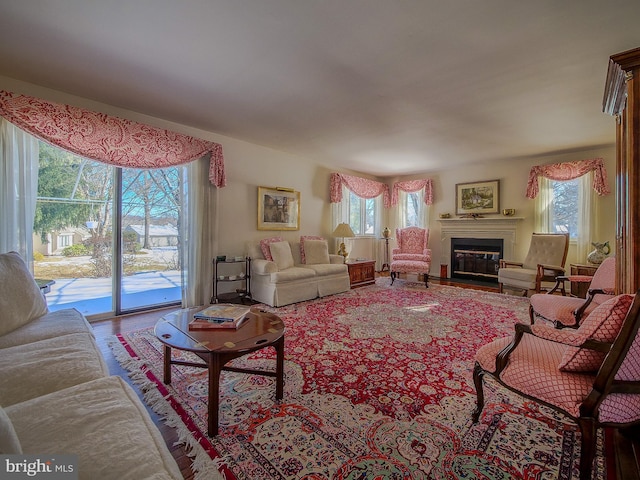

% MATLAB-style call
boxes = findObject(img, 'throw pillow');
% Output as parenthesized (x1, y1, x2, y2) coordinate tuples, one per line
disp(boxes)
(0, 252, 49, 337)
(269, 241, 295, 271)
(260, 236, 284, 261)
(304, 239, 330, 265)
(559, 294, 634, 373)
(300, 235, 324, 263)
(0, 406, 21, 454)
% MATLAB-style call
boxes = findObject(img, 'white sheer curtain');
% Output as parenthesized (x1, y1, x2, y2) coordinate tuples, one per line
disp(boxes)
(0, 118, 39, 265)
(397, 189, 430, 229)
(534, 173, 593, 262)
(181, 156, 218, 308)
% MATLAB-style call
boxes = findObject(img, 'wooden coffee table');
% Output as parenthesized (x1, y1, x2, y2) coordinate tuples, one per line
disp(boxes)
(154, 306, 285, 436)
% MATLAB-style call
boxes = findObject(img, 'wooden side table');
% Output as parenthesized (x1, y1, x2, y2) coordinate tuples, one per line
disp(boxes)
(570, 263, 599, 298)
(346, 260, 376, 288)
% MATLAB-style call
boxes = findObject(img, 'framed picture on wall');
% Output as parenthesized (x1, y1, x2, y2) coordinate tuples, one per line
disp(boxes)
(257, 186, 300, 230)
(455, 179, 499, 215)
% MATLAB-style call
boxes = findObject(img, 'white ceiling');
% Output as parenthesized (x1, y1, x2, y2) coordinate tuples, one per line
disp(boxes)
(0, 1, 638, 176)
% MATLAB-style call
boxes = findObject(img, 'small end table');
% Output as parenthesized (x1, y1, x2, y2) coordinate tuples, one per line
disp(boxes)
(346, 260, 376, 288)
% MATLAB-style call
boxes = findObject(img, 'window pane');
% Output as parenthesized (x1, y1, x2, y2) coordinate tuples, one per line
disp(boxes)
(364, 198, 375, 234)
(406, 192, 421, 227)
(349, 191, 362, 235)
(550, 179, 579, 239)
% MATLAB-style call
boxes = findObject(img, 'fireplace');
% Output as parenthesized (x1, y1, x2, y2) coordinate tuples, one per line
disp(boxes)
(451, 237, 503, 283)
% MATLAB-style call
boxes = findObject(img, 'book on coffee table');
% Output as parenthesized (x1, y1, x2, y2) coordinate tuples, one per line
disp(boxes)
(189, 304, 251, 330)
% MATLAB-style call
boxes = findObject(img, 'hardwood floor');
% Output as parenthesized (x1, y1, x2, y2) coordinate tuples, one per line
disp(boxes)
(90, 277, 635, 480)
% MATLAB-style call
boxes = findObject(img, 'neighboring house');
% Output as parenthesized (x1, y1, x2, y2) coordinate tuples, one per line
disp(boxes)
(124, 224, 179, 248)
(33, 228, 91, 256)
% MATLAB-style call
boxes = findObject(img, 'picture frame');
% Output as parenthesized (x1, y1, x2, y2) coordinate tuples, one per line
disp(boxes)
(257, 186, 300, 231)
(455, 179, 500, 215)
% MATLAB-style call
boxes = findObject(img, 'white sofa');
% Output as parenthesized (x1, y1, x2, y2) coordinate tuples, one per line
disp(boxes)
(247, 237, 351, 307)
(0, 251, 182, 480)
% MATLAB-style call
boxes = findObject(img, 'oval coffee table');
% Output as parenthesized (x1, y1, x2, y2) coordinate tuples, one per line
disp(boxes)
(154, 306, 285, 436)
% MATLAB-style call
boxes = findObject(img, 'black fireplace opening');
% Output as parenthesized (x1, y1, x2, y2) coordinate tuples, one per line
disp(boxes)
(451, 238, 503, 284)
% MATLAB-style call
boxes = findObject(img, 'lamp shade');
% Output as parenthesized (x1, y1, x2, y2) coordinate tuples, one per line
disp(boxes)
(332, 223, 355, 238)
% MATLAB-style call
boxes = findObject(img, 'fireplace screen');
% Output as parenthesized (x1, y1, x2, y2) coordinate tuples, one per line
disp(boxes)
(451, 238, 503, 283)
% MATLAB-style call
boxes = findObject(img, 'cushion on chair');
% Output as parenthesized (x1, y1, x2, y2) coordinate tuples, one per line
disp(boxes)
(260, 236, 284, 261)
(529, 294, 591, 326)
(269, 241, 295, 270)
(598, 333, 640, 424)
(303, 239, 330, 265)
(300, 235, 324, 263)
(475, 333, 594, 417)
(559, 294, 634, 372)
(390, 259, 430, 275)
(0, 252, 49, 337)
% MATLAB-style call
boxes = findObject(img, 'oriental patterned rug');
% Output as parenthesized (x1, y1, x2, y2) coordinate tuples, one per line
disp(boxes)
(109, 280, 610, 480)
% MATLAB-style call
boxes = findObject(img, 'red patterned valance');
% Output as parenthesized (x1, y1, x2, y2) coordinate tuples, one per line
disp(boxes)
(526, 158, 609, 199)
(0, 90, 226, 187)
(391, 179, 434, 206)
(330, 173, 390, 208)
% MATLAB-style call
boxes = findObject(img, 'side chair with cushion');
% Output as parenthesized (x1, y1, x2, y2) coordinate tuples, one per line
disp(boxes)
(529, 256, 616, 329)
(498, 232, 569, 296)
(390, 227, 431, 288)
(472, 292, 640, 480)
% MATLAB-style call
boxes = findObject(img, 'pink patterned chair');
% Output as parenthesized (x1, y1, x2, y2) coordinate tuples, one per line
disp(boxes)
(390, 227, 431, 288)
(472, 291, 640, 480)
(529, 256, 616, 329)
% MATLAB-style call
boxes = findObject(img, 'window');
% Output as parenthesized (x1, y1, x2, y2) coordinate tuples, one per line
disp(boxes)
(57, 234, 72, 248)
(535, 172, 593, 259)
(346, 189, 379, 235)
(399, 189, 428, 228)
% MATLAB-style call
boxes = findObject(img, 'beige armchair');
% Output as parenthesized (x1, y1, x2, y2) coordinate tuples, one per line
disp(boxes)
(497, 233, 569, 296)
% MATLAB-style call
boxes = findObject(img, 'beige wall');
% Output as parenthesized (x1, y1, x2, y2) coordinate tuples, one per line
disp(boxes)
(1, 76, 617, 281)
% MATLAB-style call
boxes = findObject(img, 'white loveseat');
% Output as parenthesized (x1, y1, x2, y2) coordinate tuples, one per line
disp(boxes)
(0, 252, 182, 480)
(247, 237, 351, 307)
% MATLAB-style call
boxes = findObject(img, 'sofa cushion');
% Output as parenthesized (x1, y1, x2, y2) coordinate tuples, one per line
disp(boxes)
(0, 406, 21, 454)
(0, 252, 48, 337)
(0, 308, 93, 349)
(304, 239, 330, 265)
(6, 376, 182, 479)
(270, 266, 317, 283)
(559, 294, 633, 372)
(300, 235, 324, 263)
(270, 241, 295, 270)
(0, 333, 109, 406)
(302, 263, 348, 276)
(260, 236, 284, 261)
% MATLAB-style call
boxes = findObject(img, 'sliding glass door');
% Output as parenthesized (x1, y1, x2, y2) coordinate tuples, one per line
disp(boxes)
(33, 142, 184, 316)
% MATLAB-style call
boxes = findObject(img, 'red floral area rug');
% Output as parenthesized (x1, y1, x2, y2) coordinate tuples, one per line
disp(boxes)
(110, 280, 609, 480)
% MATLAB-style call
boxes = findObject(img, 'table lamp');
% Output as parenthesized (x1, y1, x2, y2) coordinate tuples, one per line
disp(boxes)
(332, 223, 356, 260)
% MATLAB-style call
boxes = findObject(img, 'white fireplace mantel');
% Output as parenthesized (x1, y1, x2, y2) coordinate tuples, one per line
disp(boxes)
(437, 217, 524, 264)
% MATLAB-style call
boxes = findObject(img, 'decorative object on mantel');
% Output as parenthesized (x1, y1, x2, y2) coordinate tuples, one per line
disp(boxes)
(459, 213, 484, 219)
(502, 208, 515, 216)
(439, 213, 451, 219)
(382, 227, 391, 238)
(587, 241, 611, 265)
(455, 179, 499, 215)
(332, 223, 356, 260)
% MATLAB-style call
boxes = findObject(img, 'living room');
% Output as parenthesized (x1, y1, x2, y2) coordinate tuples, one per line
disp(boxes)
(2, 2, 640, 480)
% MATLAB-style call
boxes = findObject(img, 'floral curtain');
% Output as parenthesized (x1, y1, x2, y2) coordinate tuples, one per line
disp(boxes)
(0, 90, 226, 187)
(526, 158, 609, 199)
(391, 179, 434, 206)
(330, 173, 391, 208)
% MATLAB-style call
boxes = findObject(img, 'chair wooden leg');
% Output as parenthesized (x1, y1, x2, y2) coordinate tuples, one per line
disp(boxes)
(529, 304, 536, 324)
(577, 417, 597, 480)
(499, 282, 504, 293)
(471, 362, 486, 423)
(424, 274, 429, 288)
(390, 271, 396, 285)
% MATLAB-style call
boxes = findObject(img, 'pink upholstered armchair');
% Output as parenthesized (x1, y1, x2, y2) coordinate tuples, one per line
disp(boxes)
(472, 291, 640, 480)
(390, 227, 431, 288)
(529, 256, 616, 328)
